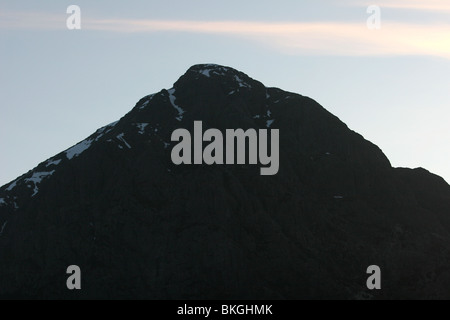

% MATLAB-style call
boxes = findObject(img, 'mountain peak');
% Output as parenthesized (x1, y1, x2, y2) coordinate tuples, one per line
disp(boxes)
(1, 65, 450, 299)
(187, 63, 236, 77)
(175, 64, 258, 91)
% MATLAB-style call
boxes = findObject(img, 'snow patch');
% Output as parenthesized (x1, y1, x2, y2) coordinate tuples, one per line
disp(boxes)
(94, 121, 118, 141)
(0, 198, 6, 206)
(46, 159, 62, 167)
(66, 139, 93, 160)
(253, 115, 261, 119)
(234, 75, 251, 88)
(24, 171, 55, 197)
(5, 180, 18, 192)
(163, 142, 171, 149)
(168, 88, 185, 121)
(98, 121, 117, 133)
(139, 94, 155, 110)
(197, 65, 229, 78)
(201, 69, 211, 77)
(116, 133, 132, 149)
(136, 123, 149, 135)
(264, 109, 275, 127)
(228, 90, 235, 95)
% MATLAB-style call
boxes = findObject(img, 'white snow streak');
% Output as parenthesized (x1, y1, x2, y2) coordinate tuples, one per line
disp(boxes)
(46, 159, 62, 167)
(25, 171, 55, 197)
(197, 65, 229, 78)
(136, 123, 149, 135)
(5, 180, 18, 192)
(95, 121, 118, 141)
(200, 69, 211, 77)
(66, 121, 119, 159)
(234, 75, 251, 88)
(140, 94, 155, 109)
(117, 133, 132, 149)
(168, 88, 185, 121)
(65, 139, 93, 160)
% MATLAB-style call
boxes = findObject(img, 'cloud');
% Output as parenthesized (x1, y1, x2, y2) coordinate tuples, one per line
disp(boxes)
(364, 0, 450, 12)
(86, 19, 450, 60)
(1, 11, 450, 60)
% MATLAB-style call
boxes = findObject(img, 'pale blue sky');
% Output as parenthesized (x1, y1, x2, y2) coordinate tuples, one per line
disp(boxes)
(1, 0, 449, 185)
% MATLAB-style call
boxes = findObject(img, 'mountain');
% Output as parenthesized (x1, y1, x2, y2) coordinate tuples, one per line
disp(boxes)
(1, 64, 450, 299)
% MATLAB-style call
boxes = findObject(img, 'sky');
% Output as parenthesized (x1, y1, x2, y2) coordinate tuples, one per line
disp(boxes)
(0, 0, 449, 186)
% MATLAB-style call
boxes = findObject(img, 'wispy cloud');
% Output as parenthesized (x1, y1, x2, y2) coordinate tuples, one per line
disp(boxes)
(1, 11, 450, 60)
(363, 0, 450, 12)
(82, 18, 450, 60)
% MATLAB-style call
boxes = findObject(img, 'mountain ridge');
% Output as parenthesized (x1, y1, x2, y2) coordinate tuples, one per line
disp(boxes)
(1, 64, 450, 299)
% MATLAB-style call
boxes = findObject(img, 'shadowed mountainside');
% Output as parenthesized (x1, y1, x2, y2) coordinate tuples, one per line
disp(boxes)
(1, 64, 450, 299)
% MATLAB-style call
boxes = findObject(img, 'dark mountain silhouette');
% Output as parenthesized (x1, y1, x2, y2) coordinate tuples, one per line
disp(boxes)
(1, 64, 450, 299)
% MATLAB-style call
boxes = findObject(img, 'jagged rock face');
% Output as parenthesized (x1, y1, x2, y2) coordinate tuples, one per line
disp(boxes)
(1, 64, 450, 299)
